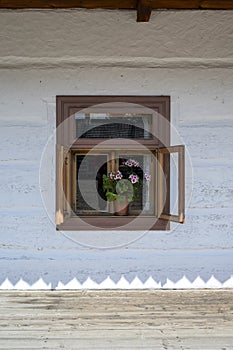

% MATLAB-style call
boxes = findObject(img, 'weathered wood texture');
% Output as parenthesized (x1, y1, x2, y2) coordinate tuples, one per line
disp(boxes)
(137, 1, 152, 22)
(0, 290, 233, 349)
(0, 0, 233, 9)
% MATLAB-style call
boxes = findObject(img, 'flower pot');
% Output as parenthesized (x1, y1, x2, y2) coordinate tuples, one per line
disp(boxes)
(114, 196, 129, 216)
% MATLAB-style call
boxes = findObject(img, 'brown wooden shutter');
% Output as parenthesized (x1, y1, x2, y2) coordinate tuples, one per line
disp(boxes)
(157, 145, 185, 223)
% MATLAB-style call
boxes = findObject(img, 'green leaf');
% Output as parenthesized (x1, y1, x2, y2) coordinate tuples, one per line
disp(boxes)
(106, 192, 118, 202)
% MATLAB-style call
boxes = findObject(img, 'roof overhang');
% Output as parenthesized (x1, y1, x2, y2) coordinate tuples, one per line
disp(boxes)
(0, 0, 233, 22)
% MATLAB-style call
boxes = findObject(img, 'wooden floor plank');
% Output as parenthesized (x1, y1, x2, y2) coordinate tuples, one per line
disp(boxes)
(0, 290, 233, 349)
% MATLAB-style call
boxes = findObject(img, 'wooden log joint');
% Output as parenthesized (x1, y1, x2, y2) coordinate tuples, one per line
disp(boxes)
(137, 0, 152, 22)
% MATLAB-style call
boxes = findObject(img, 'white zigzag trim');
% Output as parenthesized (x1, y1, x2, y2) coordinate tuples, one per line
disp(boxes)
(0, 275, 233, 290)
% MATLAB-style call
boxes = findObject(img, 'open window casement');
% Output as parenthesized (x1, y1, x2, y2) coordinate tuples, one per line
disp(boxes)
(157, 145, 185, 224)
(56, 96, 186, 231)
(56, 144, 73, 225)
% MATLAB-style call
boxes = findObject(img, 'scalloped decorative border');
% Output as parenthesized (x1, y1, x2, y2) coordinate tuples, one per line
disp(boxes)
(0, 275, 233, 290)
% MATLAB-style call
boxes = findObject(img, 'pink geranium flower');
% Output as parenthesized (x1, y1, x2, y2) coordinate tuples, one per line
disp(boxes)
(125, 159, 139, 167)
(144, 173, 151, 181)
(125, 159, 133, 167)
(114, 170, 123, 180)
(103, 158, 151, 204)
(129, 174, 139, 184)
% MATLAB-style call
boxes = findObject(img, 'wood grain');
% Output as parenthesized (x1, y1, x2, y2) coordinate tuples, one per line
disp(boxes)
(137, 0, 152, 22)
(0, 0, 233, 9)
(0, 290, 233, 349)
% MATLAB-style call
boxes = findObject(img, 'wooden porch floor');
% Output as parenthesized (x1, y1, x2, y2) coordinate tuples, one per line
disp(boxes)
(0, 290, 233, 349)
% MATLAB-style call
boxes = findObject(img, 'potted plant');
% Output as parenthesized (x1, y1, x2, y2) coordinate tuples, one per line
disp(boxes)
(102, 158, 151, 215)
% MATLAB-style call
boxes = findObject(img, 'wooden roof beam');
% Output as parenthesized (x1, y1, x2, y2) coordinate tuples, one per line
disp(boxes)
(148, 0, 233, 10)
(0, 0, 233, 22)
(137, 0, 152, 22)
(0, 0, 136, 9)
(1, 0, 233, 10)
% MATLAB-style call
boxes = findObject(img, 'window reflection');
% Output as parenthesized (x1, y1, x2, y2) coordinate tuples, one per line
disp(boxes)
(75, 113, 153, 139)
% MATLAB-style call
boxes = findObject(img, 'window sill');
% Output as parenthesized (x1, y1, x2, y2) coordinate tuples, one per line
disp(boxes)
(56, 217, 170, 231)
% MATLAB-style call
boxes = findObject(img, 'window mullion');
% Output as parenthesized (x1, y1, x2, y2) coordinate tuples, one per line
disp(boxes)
(56, 144, 64, 225)
(64, 148, 72, 218)
(110, 151, 117, 173)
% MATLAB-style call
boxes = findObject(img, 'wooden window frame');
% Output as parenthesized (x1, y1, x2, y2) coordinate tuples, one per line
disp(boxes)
(56, 96, 185, 231)
(157, 145, 185, 224)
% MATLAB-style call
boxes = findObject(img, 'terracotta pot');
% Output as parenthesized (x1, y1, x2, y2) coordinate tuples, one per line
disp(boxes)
(114, 196, 129, 216)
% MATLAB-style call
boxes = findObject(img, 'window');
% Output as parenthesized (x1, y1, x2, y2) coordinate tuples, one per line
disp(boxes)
(56, 96, 185, 230)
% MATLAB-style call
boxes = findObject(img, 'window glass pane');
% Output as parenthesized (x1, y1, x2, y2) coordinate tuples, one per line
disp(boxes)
(75, 113, 153, 139)
(76, 154, 109, 214)
(117, 153, 155, 215)
(75, 152, 155, 217)
(170, 152, 179, 216)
